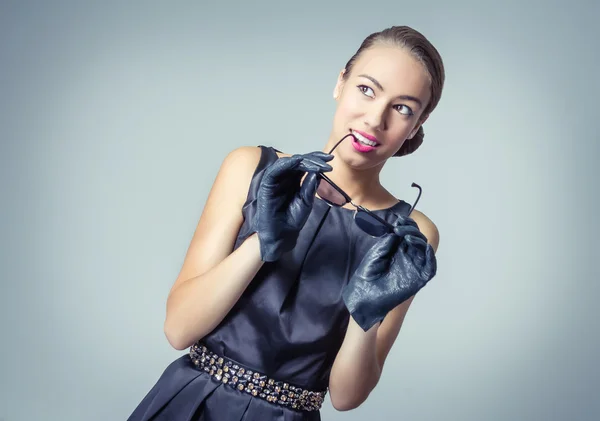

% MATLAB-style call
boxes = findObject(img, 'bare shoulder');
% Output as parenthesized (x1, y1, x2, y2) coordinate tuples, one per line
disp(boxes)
(214, 146, 264, 199)
(220, 145, 264, 176)
(169, 145, 263, 291)
(409, 209, 440, 252)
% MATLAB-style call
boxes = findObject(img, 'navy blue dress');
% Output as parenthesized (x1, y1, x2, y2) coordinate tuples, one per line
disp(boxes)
(128, 146, 411, 420)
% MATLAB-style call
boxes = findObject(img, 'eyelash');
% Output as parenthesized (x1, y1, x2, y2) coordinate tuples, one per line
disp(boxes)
(357, 85, 414, 116)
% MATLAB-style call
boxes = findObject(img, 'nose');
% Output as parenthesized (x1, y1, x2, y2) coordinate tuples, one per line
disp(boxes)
(363, 102, 387, 131)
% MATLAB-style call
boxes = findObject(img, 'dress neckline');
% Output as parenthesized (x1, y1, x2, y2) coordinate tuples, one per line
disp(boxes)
(314, 195, 408, 215)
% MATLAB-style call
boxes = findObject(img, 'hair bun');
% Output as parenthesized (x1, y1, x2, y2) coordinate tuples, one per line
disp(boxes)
(394, 126, 424, 157)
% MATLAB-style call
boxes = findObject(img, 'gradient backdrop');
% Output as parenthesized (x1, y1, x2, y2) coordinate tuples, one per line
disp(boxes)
(1, 1, 599, 420)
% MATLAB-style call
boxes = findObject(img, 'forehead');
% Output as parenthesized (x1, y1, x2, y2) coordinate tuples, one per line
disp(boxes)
(350, 45, 431, 102)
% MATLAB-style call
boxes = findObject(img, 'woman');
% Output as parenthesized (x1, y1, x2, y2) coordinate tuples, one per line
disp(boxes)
(128, 25, 444, 420)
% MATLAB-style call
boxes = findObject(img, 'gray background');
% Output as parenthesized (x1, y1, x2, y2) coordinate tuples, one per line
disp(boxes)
(1, 0, 599, 420)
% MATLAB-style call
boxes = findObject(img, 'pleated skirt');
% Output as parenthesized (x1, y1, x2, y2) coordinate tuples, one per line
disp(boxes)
(127, 355, 322, 421)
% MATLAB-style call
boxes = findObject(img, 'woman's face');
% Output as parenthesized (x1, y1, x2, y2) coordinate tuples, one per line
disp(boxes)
(330, 45, 431, 168)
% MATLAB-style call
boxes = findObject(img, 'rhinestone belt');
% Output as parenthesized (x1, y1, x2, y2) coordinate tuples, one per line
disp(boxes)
(189, 343, 327, 412)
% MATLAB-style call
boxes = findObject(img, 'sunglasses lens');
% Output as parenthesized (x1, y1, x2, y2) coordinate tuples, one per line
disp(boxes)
(317, 178, 348, 206)
(354, 210, 391, 237)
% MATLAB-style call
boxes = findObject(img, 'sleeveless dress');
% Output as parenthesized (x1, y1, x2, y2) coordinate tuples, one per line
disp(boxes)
(128, 146, 412, 421)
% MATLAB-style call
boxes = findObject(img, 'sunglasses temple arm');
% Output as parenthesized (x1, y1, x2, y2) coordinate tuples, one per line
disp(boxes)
(407, 183, 423, 216)
(328, 133, 356, 154)
(357, 206, 396, 233)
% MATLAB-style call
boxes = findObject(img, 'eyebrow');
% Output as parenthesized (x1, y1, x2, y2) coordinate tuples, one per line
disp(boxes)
(357, 74, 423, 108)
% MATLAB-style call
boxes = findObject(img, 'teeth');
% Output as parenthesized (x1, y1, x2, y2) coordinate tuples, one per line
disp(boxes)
(353, 131, 378, 147)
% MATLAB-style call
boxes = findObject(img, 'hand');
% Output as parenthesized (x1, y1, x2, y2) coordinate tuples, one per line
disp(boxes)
(253, 151, 333, 262)
(342, 215, 437, 331)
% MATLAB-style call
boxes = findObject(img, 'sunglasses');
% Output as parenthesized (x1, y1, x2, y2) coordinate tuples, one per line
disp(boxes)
(316, 133, 423, 237)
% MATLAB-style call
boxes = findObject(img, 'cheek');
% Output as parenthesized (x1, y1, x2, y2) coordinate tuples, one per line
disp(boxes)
(389, 137, 408, 153)
(381, 123, 414, 153)
(334, 95, 362, 124)
(390, 117, 419, 138)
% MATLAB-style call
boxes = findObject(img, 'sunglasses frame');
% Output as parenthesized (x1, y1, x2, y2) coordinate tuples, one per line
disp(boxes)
(316, 133, 423, 236)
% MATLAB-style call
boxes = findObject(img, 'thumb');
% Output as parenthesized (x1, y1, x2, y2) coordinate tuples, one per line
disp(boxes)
(370, 232, 401, 261)
(422, 244, 437, 279)
(355, 233, 399, 278)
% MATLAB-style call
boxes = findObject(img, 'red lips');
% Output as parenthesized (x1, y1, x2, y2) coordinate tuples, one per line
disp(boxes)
(352, 129, 379, 143)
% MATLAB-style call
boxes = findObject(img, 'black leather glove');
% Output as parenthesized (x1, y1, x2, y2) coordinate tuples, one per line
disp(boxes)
(342, 215, 437, 331)
(253, 151, 333, 262)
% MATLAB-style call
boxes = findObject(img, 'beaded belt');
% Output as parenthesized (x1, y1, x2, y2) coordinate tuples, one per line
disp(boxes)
(189, 343, 327, 412)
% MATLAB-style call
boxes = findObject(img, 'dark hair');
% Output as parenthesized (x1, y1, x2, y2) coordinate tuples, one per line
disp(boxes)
(343, 26, 445, 157)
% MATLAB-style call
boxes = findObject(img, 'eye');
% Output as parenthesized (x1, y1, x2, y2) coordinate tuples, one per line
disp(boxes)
(359, 84, 414, 116)
(357, 85, 375, 98)
(394, 104, 414, 116)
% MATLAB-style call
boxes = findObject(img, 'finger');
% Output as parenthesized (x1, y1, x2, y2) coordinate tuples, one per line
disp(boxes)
(422, 245, 437, 278)
(300, 172, 319, 203)
(355, 233, 399, 278)
(293, 152, 334, 168)
(262, 157, 330, 191)
(403, 235, 430, 265)
(266, 152, 333, 178)
(296, 158, 333, 173)
(404, 233, 428, 248)
(393, 224, 424, 239)
(301, 151, 334, 162)
(393, 214, 419, 228)
(370, 232, 401, 260)
(262, 156, 303, 182)
(272, 155, 303, 171)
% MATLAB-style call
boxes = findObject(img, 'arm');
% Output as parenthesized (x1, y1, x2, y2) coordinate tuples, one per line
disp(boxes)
(328, 211, 440, 410)
(163, 146, 265, 350)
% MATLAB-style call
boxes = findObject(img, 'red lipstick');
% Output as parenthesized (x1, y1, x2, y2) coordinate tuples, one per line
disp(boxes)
(353, 129, 378, 142)
(350, 129, 379, 153)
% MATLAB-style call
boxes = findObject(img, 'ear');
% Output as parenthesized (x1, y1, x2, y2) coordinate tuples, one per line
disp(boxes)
(333, 69, 346, 100)
(408, 114, 429, 139)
